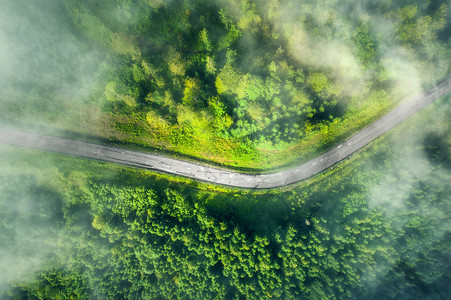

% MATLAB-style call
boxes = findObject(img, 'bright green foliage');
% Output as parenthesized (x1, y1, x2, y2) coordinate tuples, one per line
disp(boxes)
(110, 33, 141, 60)
(0, 0, 450, 298)
(146, 110, 169, 132)
(307, 72, 329, 94)
(352, 23, 376, 67)
(205, 56, 217, 74)
(2, 101, 451, 298)
(198, 28, 213, 52)
(1, 0, 449, 170)
(182, 78, 201, 105)
(245, 76, 264, 101)
(7, 268, 90, 299)
(238, 0, 262, 32)
(208, 96, 234, 132)
(397, 4, 447, 45)
(132, 63, 146, 82)
(216, 64, 249, 99)
(167, 49, 186, 77)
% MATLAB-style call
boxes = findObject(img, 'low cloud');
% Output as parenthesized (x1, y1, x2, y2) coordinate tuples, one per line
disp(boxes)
(0, 0, 105, 128)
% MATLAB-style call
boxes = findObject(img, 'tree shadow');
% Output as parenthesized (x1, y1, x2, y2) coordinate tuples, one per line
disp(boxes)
(423, 132, 451, 169)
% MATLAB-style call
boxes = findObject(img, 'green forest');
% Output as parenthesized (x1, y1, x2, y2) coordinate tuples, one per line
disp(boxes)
(1, 0, 450, 168)
(1, 0, 451, 299)
(1, 93, 451, 299)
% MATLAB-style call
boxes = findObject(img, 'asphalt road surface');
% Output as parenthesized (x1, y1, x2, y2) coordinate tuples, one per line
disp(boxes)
(1, 77, 451, 189)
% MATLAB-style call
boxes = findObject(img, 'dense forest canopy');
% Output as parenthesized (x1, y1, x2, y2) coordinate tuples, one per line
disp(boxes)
(1, 0, 449, 168)
(1, 0, 451, 299)
(1, 92, 451, 299)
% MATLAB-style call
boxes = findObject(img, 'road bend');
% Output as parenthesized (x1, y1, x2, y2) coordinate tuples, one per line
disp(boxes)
(1, 77, 451, 189)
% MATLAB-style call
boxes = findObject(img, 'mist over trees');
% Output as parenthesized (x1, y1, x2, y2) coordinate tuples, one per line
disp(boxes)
(1, 0, 449, 168)
(1, 94, 451, 298)
(0, 0, 450, 299)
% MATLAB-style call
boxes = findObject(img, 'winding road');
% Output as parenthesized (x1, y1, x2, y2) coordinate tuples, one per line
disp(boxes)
(1, 77, 451, 189)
